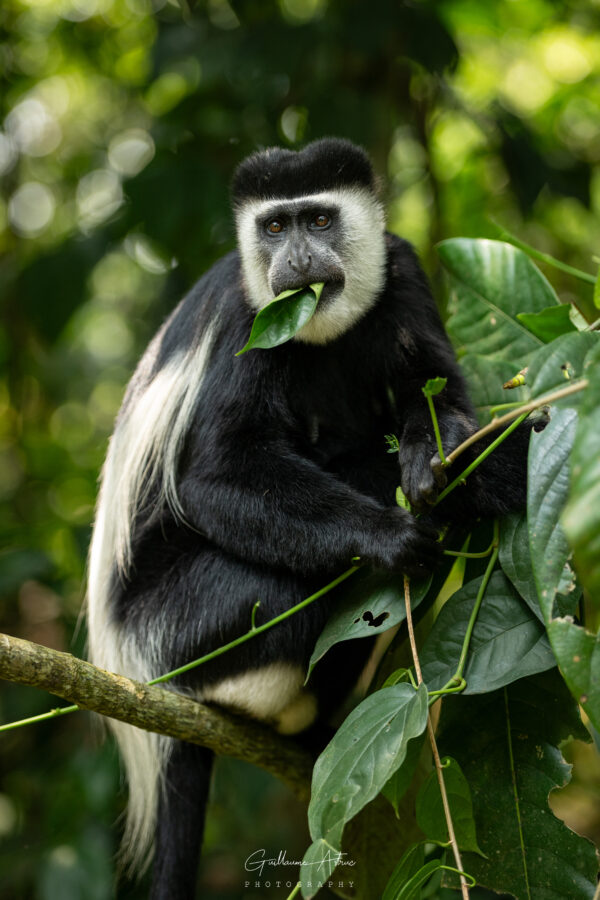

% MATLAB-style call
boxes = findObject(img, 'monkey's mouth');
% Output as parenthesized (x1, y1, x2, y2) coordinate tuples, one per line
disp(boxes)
(271, 277, 345, 308)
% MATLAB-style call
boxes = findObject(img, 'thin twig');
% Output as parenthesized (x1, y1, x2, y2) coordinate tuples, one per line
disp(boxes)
(444, 379, 588, 468)
(403, 576, 470, 900)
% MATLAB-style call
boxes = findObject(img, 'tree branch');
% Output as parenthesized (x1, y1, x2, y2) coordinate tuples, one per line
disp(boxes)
(0, 632, 313, 801)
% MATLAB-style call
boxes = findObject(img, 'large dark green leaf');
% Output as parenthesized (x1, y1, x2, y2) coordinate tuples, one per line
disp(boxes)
(236, 282, 323, 354)
(437, 672, 598, 899)
(438, 239, 559, 365)
(308, 683, 428, 848)
(307, 570, 431, 678)
(419, 571, 555, 694)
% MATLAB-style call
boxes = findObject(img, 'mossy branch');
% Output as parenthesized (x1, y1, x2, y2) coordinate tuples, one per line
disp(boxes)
(0, 632, 313, 801)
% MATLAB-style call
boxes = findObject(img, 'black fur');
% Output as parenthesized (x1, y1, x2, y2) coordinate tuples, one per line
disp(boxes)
(231, 137, 376, 204)
(101, 145, 532, 897)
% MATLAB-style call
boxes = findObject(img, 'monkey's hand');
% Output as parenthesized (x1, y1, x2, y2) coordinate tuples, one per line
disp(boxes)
(397, 440, 448, 512)
(363, 508, 442, 576)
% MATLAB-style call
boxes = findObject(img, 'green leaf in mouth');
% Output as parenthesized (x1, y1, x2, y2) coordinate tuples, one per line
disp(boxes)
(235, 282, 324, 355)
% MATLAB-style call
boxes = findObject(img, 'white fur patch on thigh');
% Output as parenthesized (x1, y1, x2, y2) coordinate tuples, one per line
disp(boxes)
(201, 662, 317, 733)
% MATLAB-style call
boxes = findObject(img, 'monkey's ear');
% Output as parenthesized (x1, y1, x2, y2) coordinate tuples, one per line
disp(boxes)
(236, 283, 324, 355)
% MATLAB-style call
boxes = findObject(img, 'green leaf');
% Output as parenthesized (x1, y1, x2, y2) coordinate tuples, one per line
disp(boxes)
(459, 355, 528, 422)
(437, 672, 598, 900)
(308, 683, 428, 846)
(528, 408, 578, 620)
(416, 757, 484, 855)
(381, 843, 425, 900)
(422, 376, 448, 397)
(526, 331, 599, 402)
(299, 838, 347, 899)
(419, 571, 556, 694)
(563, 341, 600, 603)
(395, 486, 411, 510)
(499, 513, 581, 621)
(235, 282, 324, 355)
(498, 513, 543, 621)
(594, 268, 600, 309)
(516, 305, 577, 342)
(438, 238, 560, 365)
(382, 730, 427, 816)
(547, 620, 600, 731)
(385, 859, 444, 900)
(307, 569, 431, 679)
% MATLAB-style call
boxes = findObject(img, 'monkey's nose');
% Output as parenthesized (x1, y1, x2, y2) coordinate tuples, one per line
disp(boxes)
(287, 250, 312, 276)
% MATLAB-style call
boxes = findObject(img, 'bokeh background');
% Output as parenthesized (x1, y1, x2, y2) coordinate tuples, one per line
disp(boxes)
(1, 0, 599, 897)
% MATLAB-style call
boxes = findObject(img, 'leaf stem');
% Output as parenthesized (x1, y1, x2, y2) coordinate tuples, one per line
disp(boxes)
(0, 703, 78, 732)
(426, 393, 447, 466)
(429, 522, 499, 706)
(285, 883, 302, 900)
(494, 225, 596, 285)
(403, 575, 470, 900)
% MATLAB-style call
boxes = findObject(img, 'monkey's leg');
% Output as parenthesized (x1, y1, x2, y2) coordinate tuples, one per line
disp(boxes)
(150, 742, 214, 900)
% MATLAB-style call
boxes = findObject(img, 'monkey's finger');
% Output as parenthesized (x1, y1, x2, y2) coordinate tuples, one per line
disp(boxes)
(430, 454, 448, 490)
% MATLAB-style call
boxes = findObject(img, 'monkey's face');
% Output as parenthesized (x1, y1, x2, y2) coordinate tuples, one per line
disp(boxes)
(235, 187, 387, 345)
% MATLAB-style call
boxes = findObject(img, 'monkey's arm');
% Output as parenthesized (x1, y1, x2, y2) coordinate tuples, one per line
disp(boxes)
(384, 237, 479, 509)
(177, 424, 439, 577)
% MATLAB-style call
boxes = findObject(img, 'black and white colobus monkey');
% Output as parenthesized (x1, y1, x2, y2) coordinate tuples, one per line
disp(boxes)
(87, 138, 530, 897)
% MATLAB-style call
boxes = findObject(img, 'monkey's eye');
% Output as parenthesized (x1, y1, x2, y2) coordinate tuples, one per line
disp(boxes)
(311, 213, 331, 229)
(266, 219, 284, 234)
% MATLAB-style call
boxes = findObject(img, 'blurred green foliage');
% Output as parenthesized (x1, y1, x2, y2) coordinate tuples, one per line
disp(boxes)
(1, 0, 599, 896)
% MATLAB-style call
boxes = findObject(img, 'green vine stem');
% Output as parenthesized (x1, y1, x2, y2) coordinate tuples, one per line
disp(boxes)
(436, 414, 529, 506)
(149, 565, 359, 686)
(494, 224, 596, 285)
(425, 392, 447, 466)
(428, 521, 500, 706)
(285, 883, 302, 899)
(0, 565, 359, 732)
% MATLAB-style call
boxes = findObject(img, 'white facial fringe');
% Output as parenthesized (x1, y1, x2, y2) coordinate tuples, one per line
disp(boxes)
(235, 186, 387, 344)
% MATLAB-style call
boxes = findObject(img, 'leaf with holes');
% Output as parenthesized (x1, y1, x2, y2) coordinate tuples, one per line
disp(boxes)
(236, 282, 324, 354)
(307, 569, 431, 680)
